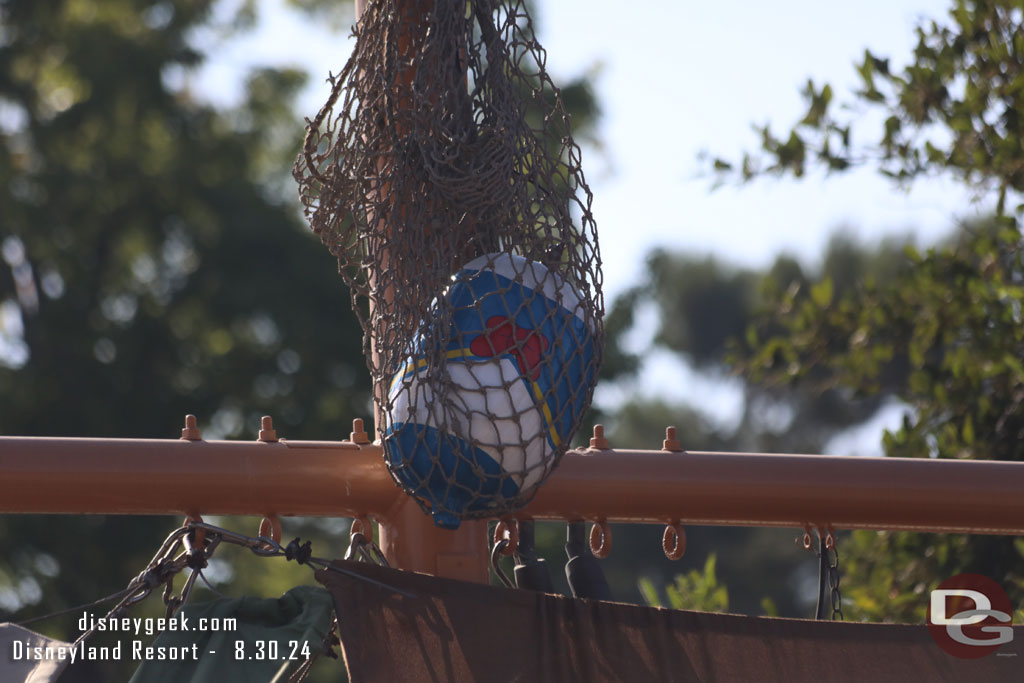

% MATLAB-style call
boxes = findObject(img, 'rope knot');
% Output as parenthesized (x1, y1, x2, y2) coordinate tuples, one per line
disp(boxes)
(285, 538, 313, 565)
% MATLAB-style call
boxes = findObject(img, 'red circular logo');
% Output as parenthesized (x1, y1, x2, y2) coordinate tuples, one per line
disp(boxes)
(927, 573, 1014, 659)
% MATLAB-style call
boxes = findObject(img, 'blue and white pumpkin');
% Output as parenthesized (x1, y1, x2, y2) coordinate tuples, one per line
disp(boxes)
(384, 253, 597, 528)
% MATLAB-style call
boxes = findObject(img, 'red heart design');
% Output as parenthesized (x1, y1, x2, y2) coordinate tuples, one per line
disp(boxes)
(470, 316, 549, 380)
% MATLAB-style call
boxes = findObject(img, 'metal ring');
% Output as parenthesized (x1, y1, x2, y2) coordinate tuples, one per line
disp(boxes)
(351, 516, 372, 540)
(589, 521, 611, 558)
(184, 515, 205, 549)
(801, 526, 813, 550)
(493, 519, 518, 557)
(250, 535, 283, 557)
(259, 515, 282, 544)
(824, 530, 835, 550)
(662, 523, 686, 560)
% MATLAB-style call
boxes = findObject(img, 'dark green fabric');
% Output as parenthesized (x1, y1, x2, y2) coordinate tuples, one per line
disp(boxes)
(128, 585, 334, 683)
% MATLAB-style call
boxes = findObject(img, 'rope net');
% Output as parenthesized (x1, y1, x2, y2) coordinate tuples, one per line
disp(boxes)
(293, 0, 603, 528)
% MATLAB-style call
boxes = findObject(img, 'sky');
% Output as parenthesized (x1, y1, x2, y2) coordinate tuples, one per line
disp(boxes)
(193, 0, 984, 454)
(537, 1, 989, 293)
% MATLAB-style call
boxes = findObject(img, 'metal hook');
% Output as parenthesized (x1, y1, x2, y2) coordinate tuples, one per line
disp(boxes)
(344, 517, 389, 566)
(178, 569, 201, 612)
(490, 539, 514, 588)
(345, 532, 373, 563)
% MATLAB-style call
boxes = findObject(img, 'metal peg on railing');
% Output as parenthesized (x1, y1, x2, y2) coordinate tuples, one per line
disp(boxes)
(349, 418, 370, 445)
(662, 426, 682, 452)
(258, 416, 277, 442)
(180, 415, 202, 441)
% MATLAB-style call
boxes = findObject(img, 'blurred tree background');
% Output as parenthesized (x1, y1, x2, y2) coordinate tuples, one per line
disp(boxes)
(2, 0, 1024, 679)
(699, 0, 1024, 622)
(0, 0, 373, 678)
(0, 0, 601, 679)
(585, 0, 1023, 627)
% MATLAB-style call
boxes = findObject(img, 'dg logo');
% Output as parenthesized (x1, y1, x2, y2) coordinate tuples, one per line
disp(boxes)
(928, 573, 1015, 659)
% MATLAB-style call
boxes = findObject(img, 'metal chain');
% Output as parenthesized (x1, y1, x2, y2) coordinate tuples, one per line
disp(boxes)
(826, 542, 844, 621)
(807, 526, 844, 621)
(72, 524, 204, 648)
(31, 520, 407, 640)
(19, 516, 412, 683)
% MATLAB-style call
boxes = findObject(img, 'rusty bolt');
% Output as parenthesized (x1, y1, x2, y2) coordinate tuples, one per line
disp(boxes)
(589, 424, 609, 450)
(662, 426, 682, 452)
(350, 418, 370, 445)
(180, 415, 202, 441)
(258, 416, 278, 442)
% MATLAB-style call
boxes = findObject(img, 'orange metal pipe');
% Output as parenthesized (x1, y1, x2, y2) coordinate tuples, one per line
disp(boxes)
(1, 437, 1023, 535)
(523, 449, 1024, 535)
(0, 436, 400, 519)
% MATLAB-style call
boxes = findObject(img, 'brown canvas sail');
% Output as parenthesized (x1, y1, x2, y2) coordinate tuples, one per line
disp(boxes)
(318, 559, 1022, 683)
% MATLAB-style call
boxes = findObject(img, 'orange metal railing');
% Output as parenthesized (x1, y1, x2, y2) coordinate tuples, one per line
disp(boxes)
(3, 416, 1024, 583)
(0, 434, 396, 518)
(2, 423, 1022, 536)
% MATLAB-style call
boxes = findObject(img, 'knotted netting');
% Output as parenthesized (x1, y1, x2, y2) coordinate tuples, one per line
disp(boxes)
(293, 0, 602, 529)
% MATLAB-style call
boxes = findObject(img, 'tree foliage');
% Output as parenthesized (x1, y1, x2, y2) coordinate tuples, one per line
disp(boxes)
(0, 0, 369, 441)
(604, 235, 917, 455)
(0, 2, 603, 678)
(738, 216, 1024, 621)
(713, 0, 1024, 622)
(640, 554, 728, 613)
(712, 0, 1024, 216)
(606, 0, 1024, 623)
(0, 1, 373, 678)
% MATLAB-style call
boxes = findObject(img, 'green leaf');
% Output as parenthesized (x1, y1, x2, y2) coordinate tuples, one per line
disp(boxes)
(638, 577, 663, 608)
(961, 414, 974, 446)
(811, 278, 834, 307)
